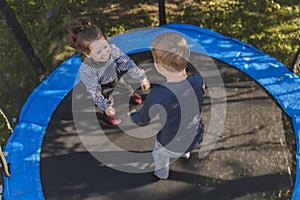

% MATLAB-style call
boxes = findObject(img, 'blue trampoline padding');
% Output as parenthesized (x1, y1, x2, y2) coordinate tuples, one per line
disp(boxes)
(3, 54, 82, 200)
(18, 57, 82, 126)
(3, 24, 300, 200)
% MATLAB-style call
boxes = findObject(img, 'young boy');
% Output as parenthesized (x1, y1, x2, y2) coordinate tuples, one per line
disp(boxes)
(129, 32, 205, 179)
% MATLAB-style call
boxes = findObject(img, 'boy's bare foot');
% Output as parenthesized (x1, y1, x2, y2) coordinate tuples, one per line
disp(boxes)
(149, 172, 164, 181)
(181, 152, 191, 159)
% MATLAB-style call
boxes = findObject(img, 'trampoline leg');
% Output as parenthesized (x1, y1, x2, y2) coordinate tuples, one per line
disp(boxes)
(0, 147, 10, 176)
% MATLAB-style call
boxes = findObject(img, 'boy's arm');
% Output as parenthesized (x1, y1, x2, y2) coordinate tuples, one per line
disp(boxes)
(130, 91, 157, 125)
(80, 65, 110, 111)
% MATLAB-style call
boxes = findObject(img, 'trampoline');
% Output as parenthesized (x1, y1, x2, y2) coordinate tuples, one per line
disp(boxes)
(3, 24, 300, 200)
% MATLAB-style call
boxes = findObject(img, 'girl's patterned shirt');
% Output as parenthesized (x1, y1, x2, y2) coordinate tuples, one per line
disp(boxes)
(80, 44, 146, 111)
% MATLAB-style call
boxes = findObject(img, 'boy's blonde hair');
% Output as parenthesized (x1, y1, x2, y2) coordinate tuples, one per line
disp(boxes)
(151, 32, 190, 72)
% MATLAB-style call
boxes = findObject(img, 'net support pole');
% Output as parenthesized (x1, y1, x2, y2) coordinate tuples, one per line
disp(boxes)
(158, 0, 166, 26)
(290, 47, 300, 73)
(0, 0, 47, 81)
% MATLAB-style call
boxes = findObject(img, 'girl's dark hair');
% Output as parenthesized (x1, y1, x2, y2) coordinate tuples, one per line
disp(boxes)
(66, 16, 105, 57)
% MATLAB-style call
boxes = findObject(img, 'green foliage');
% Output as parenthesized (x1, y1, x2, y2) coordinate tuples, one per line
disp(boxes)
(0, 19, 38, 117)
(168, 0, 300, 68)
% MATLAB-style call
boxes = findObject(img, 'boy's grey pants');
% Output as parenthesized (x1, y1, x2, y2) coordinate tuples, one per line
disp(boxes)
(152, 140, 189, 179)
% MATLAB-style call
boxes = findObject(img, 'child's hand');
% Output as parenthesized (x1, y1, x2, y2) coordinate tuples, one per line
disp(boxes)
(141, 78, 150, 91)
(105, 106, 116, 116)
(128, 109, 136, 115)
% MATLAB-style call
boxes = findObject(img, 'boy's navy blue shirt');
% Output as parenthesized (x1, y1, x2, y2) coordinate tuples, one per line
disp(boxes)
(130, 73, 205, 153)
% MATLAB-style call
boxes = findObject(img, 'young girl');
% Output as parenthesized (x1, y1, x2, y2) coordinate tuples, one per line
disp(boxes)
(67, 16, 150, 125)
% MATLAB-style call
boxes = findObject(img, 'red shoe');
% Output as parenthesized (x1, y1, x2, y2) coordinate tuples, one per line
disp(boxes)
(133, 93, 142, 105)
(106, 116, 122, 125)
